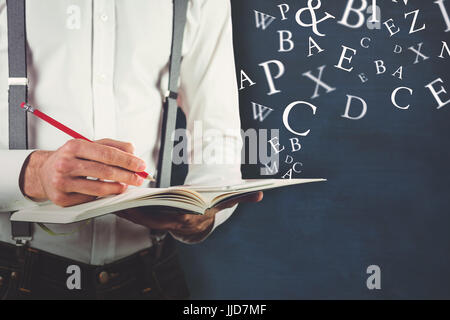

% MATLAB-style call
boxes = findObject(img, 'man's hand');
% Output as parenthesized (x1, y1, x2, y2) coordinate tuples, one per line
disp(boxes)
(117, 191, 263, 240)
(20, 138, 147, 207)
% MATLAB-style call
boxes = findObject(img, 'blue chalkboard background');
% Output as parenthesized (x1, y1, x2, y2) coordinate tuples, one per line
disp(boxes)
(176, 0, 450, 299)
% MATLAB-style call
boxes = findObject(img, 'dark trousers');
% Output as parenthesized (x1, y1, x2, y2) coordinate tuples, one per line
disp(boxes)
(0, 236, 190, 300)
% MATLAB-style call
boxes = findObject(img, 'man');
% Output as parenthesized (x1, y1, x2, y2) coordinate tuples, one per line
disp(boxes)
(0, 0, 262, 299)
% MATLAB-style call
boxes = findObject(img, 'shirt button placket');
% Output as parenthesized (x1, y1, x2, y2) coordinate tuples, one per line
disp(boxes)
(90, 0, 117, 266)
(92, 1, 117, 141)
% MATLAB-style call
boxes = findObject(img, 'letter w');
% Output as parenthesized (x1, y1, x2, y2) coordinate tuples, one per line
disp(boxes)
(252, 102, 274, 122)
(254, 10, 276, 30)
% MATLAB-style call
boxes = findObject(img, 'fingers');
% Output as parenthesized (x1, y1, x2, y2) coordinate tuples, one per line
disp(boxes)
(243, 191, 264, 202)
(119, 192, 264, 233)
(95, 138, 135, 154)
(70, 159, 144, 186)
(45, 175, 127, 207)
(214, 191, 264, 211)
(38, 139, 143, 207)
(63, 178, 127, 197)
(52, 193, 97, 207)
(117, 210, 178, 230)
(117, 208, 214, 235)
(60, 139, 146, 173)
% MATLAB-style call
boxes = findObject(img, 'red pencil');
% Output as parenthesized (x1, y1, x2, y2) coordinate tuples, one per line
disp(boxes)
(20, 102, 155, 181)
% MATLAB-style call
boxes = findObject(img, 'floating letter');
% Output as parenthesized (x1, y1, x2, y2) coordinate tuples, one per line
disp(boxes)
(425, 78, 450, 109)
(342, 95, 367, 120)
(391, 87, 413, 110)
(335, 46, 357, 72)
(259, 60, 285, 95)
(338, 0, 368, 29)
(283, 101, 317, 136)
(302, 65, 336, 99)
(254, 10, 276, 30)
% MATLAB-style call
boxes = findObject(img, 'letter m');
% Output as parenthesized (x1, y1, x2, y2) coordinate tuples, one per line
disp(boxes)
(261, 160, 279, 176)
(254, 10, 276, 30)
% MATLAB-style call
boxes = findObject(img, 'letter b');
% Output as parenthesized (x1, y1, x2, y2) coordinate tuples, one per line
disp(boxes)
(338, 0, 368, 29)
(278, 30, 294, 52)
(374, 60, 386, 74)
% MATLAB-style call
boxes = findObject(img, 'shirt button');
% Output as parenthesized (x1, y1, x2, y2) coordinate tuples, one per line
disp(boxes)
(99, 74, 107, 82)
(100, 14, 108, 22)
(98, 271, 110, 285)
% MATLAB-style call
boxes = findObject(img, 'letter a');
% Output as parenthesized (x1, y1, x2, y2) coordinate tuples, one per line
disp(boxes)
(392, 66, 403, 80)
(66, 265, 81, 290)
(366, 265, 381, 290)
(66, 5, 81, 30)
(308, 37, 324, 57)
(239, 70, 256, 90)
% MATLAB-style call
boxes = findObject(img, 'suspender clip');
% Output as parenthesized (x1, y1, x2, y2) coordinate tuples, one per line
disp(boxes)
(13, 238, 32, 247)
(164, 90, 178, 103)
(11, 218, 33, 247)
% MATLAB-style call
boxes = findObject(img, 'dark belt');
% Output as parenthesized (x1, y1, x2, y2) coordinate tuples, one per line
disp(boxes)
(0, 236, 190, 300)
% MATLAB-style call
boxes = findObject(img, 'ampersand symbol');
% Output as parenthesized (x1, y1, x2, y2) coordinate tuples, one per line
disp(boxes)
(295, 0, 336, 37)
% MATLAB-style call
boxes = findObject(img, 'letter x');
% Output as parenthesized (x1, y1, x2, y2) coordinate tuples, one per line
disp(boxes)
(302, 65, 336, 99)
(408, 42, 429, 64)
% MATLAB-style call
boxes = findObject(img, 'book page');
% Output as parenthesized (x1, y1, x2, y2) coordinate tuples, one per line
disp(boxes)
(11, 179, 326, 224)
(206, 179, 326, 208)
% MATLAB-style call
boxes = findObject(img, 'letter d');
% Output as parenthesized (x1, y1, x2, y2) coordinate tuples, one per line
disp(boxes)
(342, 95, 368, 120)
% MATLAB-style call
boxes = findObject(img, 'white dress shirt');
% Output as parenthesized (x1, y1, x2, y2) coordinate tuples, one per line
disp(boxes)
(0, 0, 242, 265)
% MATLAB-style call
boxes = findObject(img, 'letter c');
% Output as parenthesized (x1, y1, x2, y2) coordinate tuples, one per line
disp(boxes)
(282, 101, 317, 136)
(360, 37, 371, 48)
(391, 86, 413, 110)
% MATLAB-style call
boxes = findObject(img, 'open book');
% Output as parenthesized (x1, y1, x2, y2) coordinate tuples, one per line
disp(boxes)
(11, 178, 326, 224)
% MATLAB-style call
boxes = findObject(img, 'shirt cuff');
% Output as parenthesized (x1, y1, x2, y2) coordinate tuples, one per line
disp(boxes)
(169, 204, 237, 244)
(0, 150, 40, 212)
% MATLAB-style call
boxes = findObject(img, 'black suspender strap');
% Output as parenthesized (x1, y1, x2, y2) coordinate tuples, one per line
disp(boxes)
(156, 0, 188, 188)
(7, 0, 33, 246)
(7, 0, 27, 149)
(151, 0, 188, 251)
